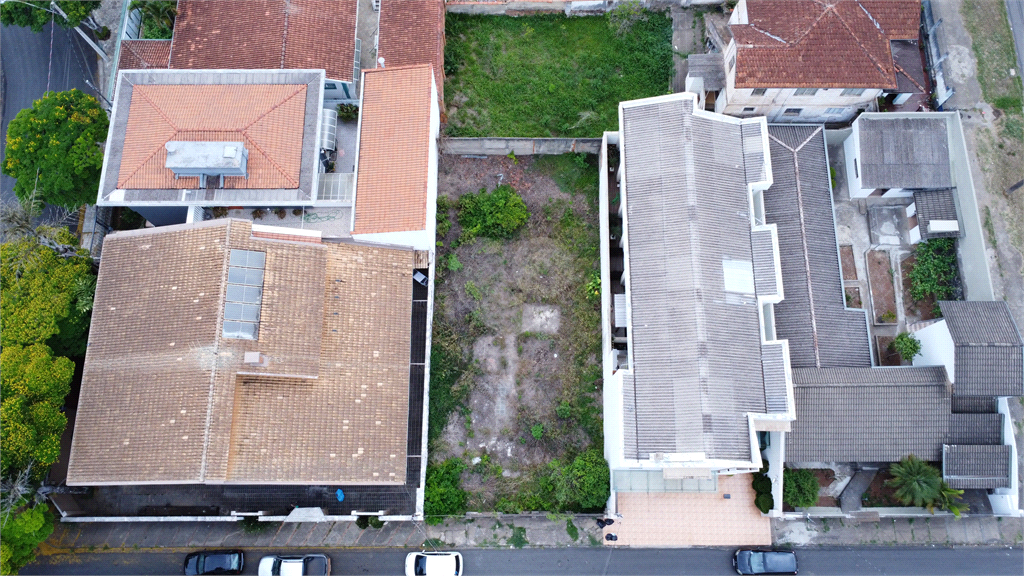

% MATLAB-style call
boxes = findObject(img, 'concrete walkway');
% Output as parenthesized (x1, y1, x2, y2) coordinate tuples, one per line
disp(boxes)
(670, 7, 700, 93)
(43, 515, 605, 553)
(839, 469, 876, 513)
(774, 515, 1024, 547)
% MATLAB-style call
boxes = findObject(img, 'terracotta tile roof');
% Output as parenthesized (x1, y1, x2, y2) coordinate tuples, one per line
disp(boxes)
(353, 65, 433, 235)
(732, 0, 920, 89)
(67, 219, 414, 485)
(117, 40, 171, 70)
(378, 0, 446, 103)
(117, 84, 307, 190)
(170, 0, 357, 81)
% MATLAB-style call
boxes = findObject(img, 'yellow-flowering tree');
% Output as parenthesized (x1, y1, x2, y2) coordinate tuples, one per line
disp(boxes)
(0, 345, 73, 477)
(2, 89, 108, 209)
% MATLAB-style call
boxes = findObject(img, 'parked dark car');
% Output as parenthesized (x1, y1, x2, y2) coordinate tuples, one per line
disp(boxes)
(733, 549, 798, 575)
(184, 550, 244, 575)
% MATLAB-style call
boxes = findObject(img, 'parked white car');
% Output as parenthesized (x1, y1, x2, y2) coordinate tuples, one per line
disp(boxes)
(405, 551, 463, 576)
(257, 554, 331, 576)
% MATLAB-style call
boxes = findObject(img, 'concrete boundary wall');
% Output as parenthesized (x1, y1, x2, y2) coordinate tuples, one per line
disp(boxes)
(443, 137, 602, 155)
(446, 1, 722, 15)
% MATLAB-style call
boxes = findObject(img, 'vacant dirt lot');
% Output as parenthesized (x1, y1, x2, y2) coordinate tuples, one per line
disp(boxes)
(431, 153, 602, 509)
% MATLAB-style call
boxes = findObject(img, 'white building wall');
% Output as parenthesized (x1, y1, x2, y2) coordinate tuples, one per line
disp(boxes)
(990, 397, 1021, 516)
(722, 87, 880, 123)
(911, 319, 956, 382)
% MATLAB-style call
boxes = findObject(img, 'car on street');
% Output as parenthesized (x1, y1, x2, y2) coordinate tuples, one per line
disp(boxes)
(258, 554, 331, 576)
(405, 551, 463, 576)
(183, 550, 244, 575)
(733, 549, 798, 575)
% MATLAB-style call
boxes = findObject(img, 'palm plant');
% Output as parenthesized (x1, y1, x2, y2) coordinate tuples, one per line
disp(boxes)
(886, 455, 942, 508)
(130, 0, 176, 37)
(934, 482, 968, 517)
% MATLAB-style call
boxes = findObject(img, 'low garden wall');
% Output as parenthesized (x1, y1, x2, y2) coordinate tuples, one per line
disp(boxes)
(443, 137, 601, 156)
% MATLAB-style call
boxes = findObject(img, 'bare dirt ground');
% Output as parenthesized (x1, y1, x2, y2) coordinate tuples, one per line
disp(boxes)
(431, 154, 600, 508)
(867, 250, 897, 324)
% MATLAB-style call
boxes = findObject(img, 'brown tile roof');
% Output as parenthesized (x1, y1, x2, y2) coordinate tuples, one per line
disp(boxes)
(353, 65, 433, 235)
(732, 0, 920, 89)
(169, 0, 357, 81)
(378, 0, 446, 103)
(117, 84, 307, 190)
(67, 219, 413, 484)
(117, 40, 171, 70)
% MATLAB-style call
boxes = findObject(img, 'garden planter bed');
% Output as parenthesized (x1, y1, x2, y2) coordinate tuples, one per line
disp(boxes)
(875, 336, 903, 366)
(840, 245, 858, 280)
(845, 286, 862, 309)
(900, 254, 940, 323)
(867, 250, 898, 324)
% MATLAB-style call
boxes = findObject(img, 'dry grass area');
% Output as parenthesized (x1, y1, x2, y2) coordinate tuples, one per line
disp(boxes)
(429, 153, 602, 511)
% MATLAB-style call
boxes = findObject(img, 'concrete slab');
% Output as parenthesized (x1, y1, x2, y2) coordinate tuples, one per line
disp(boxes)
(894, 519, 918, 544)
(75, 523, 116, 548)
(199, 523, 235, 548)
(337, 523, 366, 546)
(925, 517, 948, 544)
(978, 517, 1003, 543)
(382, 522, 418, 547)
(285, 523, 317, 546)
(253, 524, 282, 548)
(322, 523, 349, 547)
(369, 522, 399, 546)
(50, 523, 81, 548)
(270, 523, 299, 547)
(166, 523, 200, 548)
(132, 524, 169, 549)
(998, 517, 1024, 542)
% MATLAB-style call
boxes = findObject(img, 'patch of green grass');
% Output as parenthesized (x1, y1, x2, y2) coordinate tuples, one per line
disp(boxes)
(1001, 115, 1024, 142)
(961, 1, 1024, 115)
(588, 533, 601, 546)
(533, 154, 601, 202)
(465, 280, 483, 301)
(420, 538, 450, 549)
(508, 526, 529, 549)
(565, 519, 579, 541)
(445, 12, 672, 137)
(984, 206, 999, 248)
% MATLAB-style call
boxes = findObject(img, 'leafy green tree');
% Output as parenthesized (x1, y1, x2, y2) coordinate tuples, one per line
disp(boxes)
(456, 185, 529, 243)
(886, 455, 942, 508)
(130, 0, 176, 39)
(891, 332, 922, 362)
(907, 238, 959, 303)
(0, 344, 73, 476)
(551, 448, 610, 511)
(782, 468, 820, 508)
(0, 1, 100, 32)
(3, 89, 109, 209)
(424, 459, 468, 524)
(0, 499, 55, 575)
(1, 230, 96, 357)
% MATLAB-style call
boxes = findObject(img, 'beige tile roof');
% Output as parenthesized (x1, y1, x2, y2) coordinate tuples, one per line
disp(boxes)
(117, 84, 307, 190)
(378, 0, 446, 103)
(353, 65, 433, 235)
(67, 219, 413, 485)
(169, 0, 357, 82)
(117, 40, 171, 70)
(733, 0, 920, 89)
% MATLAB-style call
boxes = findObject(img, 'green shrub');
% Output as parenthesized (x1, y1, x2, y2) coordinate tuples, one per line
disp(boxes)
(367, 516, 385, 529)
(437, 196, 453, 238)
(456, 185, 529, 242)
(551, 448, 610, 511)
(446, 253, 463, 272)
(584, 269, 600, 304)
(907, 238, 959, 302)
(427, 321, 468, 444)
(891, 332, 922, 362)
(355, 515, 369, 529)
(782, 468, 820, 508)
(239, 516, 277, 534)
(607, 0, 648, 35)
(424, 458, 468, 524)
(886, 455, 942, 508)
(754, 493, 774, 514)
(531, 423, 544, 439)
(751, 472, 772, 495)
(555, 401, 572, 419)
(337, 103, 360, 121)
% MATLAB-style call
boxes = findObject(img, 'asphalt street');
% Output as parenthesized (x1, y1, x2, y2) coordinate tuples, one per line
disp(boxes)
(21, 546, 1024, 575)
(1, 20, 98, 205)
(1009, 0, 1024, 88)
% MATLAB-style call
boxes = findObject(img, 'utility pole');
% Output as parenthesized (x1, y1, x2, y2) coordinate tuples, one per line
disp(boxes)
(0, 0, 109, 61)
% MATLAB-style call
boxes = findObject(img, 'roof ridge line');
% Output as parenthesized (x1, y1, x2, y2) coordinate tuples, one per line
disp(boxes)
(834, 4, 894, 86)
(280, 0, 291, 70)
(116, 88, 180, 188)
(198, 219, 234, 482)
(241, 85, 308, 188)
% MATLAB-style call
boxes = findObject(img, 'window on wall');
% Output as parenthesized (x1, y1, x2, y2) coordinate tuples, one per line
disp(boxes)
(324, 83, 337, 90)
(783, 108, 802, 116)
(794, 88, 818, 96)
(743, 107, 756, 113)
(223, 249, 266, 340)
(728, 55, 736, 71)
(751, 88, 768, 96)
(825, 107, 846, 115)
(841, 88, 866, 96)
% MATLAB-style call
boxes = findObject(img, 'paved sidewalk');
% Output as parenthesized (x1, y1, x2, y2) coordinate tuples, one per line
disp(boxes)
(774, 515, 1024, 547)
(43, 515, 605, 553)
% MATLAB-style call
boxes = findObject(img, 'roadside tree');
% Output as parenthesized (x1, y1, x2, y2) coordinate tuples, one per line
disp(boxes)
(0, 1, 100, 32)
(3, 89, 109, 209)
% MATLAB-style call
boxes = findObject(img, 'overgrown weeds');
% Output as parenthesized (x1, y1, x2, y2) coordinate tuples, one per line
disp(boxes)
(445, 13, 672, 137)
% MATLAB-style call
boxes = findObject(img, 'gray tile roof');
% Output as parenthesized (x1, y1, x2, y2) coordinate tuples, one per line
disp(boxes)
(751, 228, 779, 297)
(951, 395, 997, 413)
(686, 53, 725, 91)
(940, 301, 1024, 396)
(857, 116, 953, 190)
(764, 125, 872, 368)
(621, 95, 774, 461)
(943, 444, 1011, 489)
(948, 413, 1003, 445)
(914, 189, 961, 239)
(786, 366, 953, 462)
